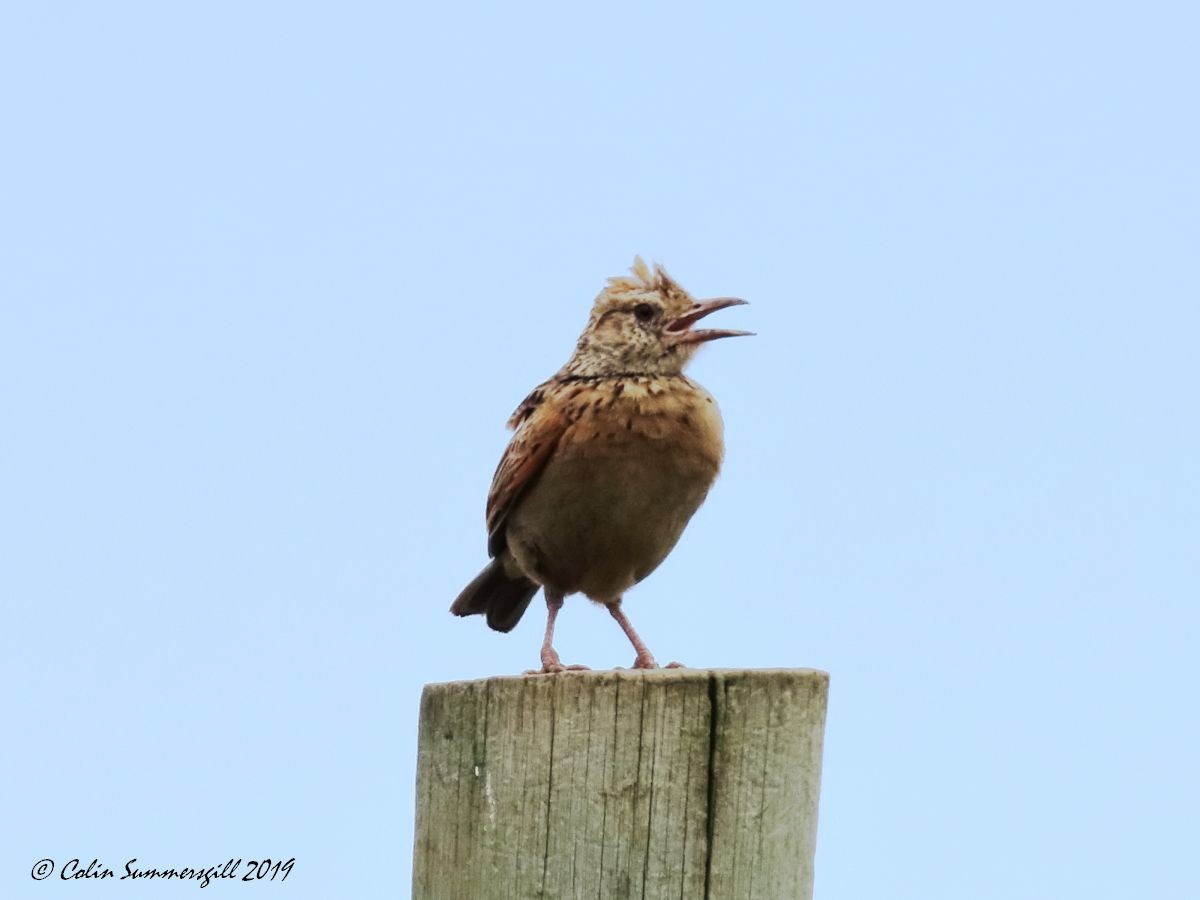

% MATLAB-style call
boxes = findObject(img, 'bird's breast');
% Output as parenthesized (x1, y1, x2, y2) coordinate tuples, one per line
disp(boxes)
(505, 376, 725, 600)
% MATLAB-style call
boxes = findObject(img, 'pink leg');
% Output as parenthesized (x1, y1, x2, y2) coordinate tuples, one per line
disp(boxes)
(524, 590, 590, 676)
(607, 600, 664, 670)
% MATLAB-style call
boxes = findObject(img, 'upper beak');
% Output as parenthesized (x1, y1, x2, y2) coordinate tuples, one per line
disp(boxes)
(665, 297, 753, 345)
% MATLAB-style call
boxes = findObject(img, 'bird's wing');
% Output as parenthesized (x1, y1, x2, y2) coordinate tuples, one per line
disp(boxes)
(485, 380, 570, 557)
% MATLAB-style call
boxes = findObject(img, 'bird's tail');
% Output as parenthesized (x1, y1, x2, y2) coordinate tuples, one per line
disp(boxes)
(450, 559, 539, 633)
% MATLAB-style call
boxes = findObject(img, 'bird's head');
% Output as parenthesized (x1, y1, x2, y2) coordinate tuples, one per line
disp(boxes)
(565, 257, 751, 377)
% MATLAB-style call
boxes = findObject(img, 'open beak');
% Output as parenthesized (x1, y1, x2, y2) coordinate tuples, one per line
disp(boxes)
(664, 297, 753, 346)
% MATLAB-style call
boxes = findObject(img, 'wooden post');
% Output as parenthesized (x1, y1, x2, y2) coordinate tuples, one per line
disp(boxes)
(412, 668, 828, 900)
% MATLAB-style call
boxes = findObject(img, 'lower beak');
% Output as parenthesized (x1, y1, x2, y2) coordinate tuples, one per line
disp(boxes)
(665, 297, 753, 345)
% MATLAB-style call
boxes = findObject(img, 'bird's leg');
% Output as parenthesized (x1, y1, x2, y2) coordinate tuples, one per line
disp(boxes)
(607, 600, 665, 670)
(525, 590, 590, 676)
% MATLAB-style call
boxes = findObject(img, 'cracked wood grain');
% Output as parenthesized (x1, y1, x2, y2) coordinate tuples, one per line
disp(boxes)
(412, 668, 827, 900)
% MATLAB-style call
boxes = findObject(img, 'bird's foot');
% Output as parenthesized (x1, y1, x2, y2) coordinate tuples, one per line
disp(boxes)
(524, 663, 591, 675)
(524, 648, 590, 676)
(665, 661, 686, 669)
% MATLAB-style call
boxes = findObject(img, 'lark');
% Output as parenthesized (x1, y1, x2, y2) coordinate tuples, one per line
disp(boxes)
(451, 257, 750, 673)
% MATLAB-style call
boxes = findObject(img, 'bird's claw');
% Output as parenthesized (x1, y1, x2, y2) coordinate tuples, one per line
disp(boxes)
(525, 650, 590, 675)
(523, 664, 590, 676)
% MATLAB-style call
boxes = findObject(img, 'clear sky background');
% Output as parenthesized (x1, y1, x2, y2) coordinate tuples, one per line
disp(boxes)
(2, 2, 1196, 898)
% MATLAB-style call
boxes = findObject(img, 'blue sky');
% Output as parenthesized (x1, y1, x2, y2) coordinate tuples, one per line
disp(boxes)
(2, 2, 1197, 897)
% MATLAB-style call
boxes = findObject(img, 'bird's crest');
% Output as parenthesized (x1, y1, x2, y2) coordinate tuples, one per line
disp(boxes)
(600, 256, 688, 302)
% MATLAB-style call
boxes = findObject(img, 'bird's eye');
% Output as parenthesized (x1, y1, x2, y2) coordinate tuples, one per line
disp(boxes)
(633, 303, 657, 323)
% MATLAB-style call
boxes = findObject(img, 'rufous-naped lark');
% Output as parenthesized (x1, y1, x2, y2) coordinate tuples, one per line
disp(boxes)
(451, 258, 750, 673)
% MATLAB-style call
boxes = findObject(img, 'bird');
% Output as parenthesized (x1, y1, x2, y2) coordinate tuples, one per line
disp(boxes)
(450, 257, 750, 673)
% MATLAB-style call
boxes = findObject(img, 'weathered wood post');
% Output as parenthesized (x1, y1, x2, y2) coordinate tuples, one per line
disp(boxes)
(412, 668, 828, 899)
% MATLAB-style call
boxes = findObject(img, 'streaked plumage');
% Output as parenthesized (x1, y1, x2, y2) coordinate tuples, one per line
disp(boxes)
(451, 258, 749, 672)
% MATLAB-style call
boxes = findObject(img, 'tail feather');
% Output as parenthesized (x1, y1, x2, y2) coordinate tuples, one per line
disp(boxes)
(450, 559, 539, 633)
